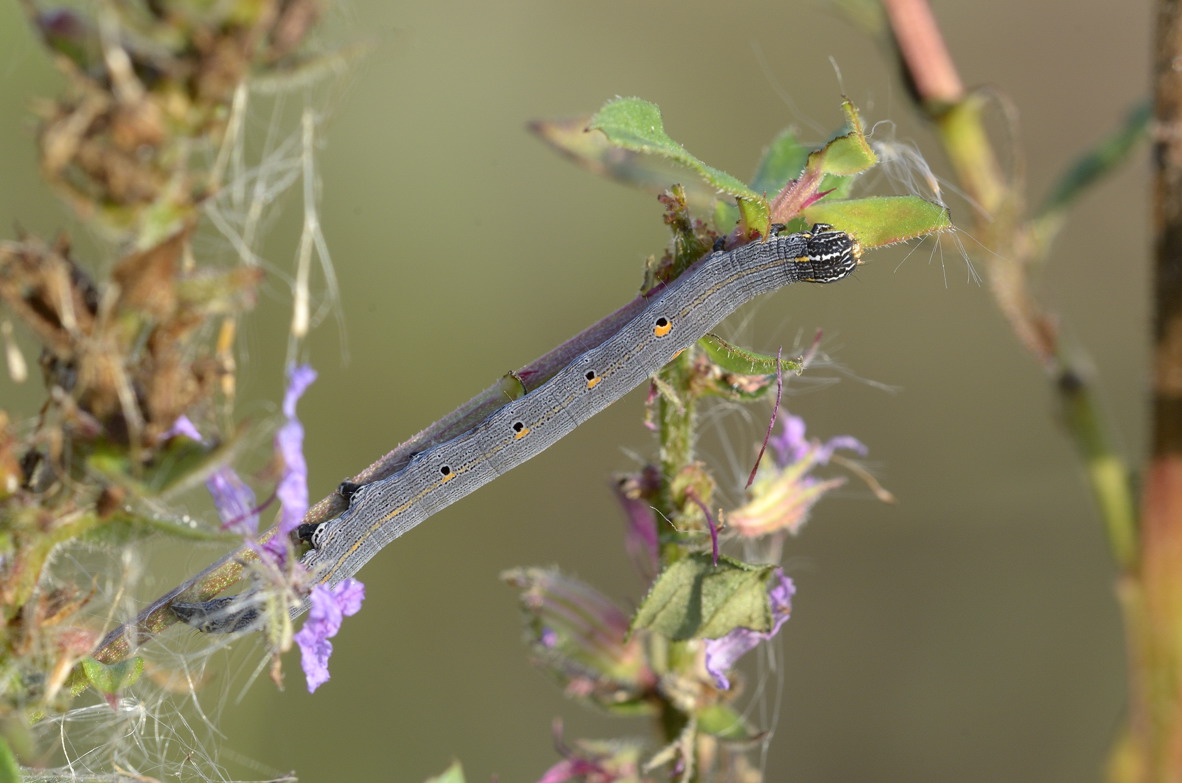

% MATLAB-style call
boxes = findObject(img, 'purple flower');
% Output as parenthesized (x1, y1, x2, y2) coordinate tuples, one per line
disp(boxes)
(164, 415, 260, 535)
(263, 364, 316, 562)
(730, 410, 868, 538)
(173, 366, 368, 690)
(294, 578, 365, 692)
(704, 570, 794, 690)
(273, 365, 369, 691)
(162, 415, 202, 442)
(769, 411, 866, 469)
(170, 366, 318, 558)
(206, 468, 259, 536)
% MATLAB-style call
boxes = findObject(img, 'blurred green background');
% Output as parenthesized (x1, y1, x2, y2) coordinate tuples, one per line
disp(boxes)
(0, 0, 1147, 781)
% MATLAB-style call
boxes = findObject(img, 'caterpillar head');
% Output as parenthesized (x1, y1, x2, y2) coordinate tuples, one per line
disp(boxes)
(803, 223, 862, 283)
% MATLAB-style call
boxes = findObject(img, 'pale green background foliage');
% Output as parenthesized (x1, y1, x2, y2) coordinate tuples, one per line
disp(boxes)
(0, 0, 1146, 781)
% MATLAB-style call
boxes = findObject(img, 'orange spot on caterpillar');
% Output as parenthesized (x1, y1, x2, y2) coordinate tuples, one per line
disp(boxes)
(585, 370, 602, 389)
(513, 421, 530, 439)
(653, 316, 672, 338)
(439, 465, 455, 482)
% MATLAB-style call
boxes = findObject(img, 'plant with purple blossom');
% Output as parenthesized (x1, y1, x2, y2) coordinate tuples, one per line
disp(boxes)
(0, 0, 1167, 782)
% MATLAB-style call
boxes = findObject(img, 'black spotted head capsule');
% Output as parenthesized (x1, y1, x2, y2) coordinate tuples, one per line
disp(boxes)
(804, 224, 861, 283)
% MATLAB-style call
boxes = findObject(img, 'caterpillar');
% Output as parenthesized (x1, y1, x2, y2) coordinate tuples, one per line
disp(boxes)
(173, 225, 861, 633)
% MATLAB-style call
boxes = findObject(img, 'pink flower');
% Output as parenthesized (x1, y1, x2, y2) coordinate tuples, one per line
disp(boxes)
(730, 410, 867, 538)
(503, 568, 655, 712)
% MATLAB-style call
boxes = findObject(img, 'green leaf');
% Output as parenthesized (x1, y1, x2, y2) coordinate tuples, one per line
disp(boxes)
(588, 98, 757, 198)
(767, 100, 877, 224)
(528, 117, 721, 213)
(1033, 101, 1149, 248)
(632, 553, 779, 640)
(87, 428, 246, 500)
(1040, 101, 1148, 219)
(698, 334, 803, 376)
(713, 200, 740, 235)
(140, 436, 222, 494)
(698, 703, 759, 741)
(818, 171, 857, 201)
(749, 130, 810, 196)
(804, 195, 952, 248)
(811, 99, 877, 177)
(0, 736, 21, 783)
(588, 97, 769, 232)
(496, 371, 528, 401)
(80, 656, 144, 694)
(423, 761, 466, 783)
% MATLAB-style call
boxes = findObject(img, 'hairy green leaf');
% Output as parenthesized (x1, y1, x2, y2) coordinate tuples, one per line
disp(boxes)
(588, 97, 770, 232)
(633, 553, 778, 640)
(81, 656, 144, 694)
(698, 334, 803, 376)
(805, 195, 952, 248)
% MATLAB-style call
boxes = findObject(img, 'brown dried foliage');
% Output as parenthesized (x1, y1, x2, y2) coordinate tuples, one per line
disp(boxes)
(0, 0, 322, 726)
